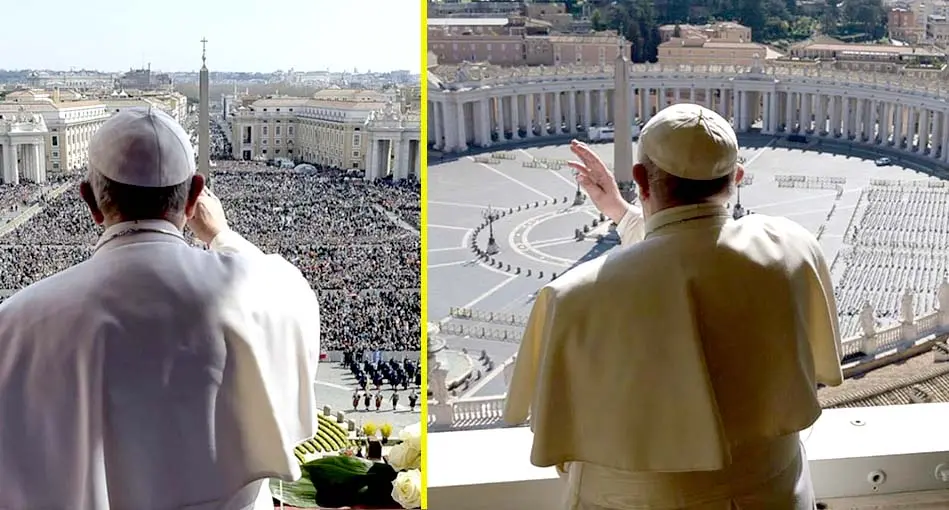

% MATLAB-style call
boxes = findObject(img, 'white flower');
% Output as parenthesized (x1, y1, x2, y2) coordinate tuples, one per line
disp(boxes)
(391, 469, 422, 509)
(399, 422, 422, 451)
(387, 441, 421, 471)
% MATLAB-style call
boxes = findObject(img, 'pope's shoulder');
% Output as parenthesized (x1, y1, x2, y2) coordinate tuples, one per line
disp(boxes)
(0, 242, 316, 322)
(538, 212, 825, 303)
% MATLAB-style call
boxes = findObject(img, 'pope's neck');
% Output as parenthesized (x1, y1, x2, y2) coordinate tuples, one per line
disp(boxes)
(641, 196, 727, 220)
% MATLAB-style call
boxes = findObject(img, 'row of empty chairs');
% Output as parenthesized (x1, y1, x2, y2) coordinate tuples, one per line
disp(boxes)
(834, 185, 949, 338)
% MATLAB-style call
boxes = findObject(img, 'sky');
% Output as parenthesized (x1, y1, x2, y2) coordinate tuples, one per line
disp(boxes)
(0, 0, 421, 73)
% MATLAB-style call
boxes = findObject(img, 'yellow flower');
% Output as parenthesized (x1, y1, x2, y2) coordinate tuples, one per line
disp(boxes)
(362, 422, 377, 437)
(380, 422, 394, 439)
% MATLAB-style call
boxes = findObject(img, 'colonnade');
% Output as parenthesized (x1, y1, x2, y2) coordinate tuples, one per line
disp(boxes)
(0, 141, 47, 185)
(428, 66, 949, 165)
(365, 136, 422, 181)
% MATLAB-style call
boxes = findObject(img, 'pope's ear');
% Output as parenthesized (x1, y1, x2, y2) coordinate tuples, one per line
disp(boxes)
(79, 181, 105, 225)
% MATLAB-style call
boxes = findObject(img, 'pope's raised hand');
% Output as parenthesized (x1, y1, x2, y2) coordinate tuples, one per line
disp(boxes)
(188, 188, 230, 245)
(568, 140, 628, 224)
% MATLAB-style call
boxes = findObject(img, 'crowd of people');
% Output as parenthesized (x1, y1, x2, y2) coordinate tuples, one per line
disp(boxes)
(0, 161, 421, 352)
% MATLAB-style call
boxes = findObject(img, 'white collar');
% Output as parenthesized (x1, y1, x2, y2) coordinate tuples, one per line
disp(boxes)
(94, 219, 185, 252)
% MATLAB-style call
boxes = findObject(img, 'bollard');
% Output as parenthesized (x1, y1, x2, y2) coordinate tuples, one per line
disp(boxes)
(552, 273, 558, 280)
(506, 264, 511, 271)
(534, 201, 539, 207)
(527, 269, 532, 276)
(592, 219, 599, 226)
(516, 267, 521, 274)
(509, 208, 513, 214)
(564, 196, 568, 202)
(539, 271, 544, 278)
(517, 205, 521, 211)
(544, 200, 548, 206)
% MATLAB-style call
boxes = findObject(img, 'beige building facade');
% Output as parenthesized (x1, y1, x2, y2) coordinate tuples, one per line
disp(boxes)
(428, 18, 623, 66)
(229, 89, 421, 177)
(0, 91, 111, 177)
(658, 22, 752, 43)
(787, 37, 945, 72)
(658, 39, 769, 66)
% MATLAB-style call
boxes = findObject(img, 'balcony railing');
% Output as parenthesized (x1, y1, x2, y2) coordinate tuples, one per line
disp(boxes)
(428, 403, 949, 509)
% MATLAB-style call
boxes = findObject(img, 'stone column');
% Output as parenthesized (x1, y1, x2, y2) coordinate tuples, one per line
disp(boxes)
(553, 91, 563, 134)
(6, 143, 19, 185)
(525, 93, 535, 138)
(568, 91, 578, 134)
(400, 139, 412, 179)
(24, 145, 34, 182)
(583, 90, 592, 131)
(597, 90, 607, 125)
(477, 100, 490, 147)
(511, 94, 521, 140)
(894, 105, 904, 147)
(907, 107, 917, 151)
(539, 92, 548, 135)
(940, 112, 949, 160)
(843, 97, 851, 138)
(434, 102, 445, 150)
(455, 100, 468, 152)
(919, 109, 930, 154)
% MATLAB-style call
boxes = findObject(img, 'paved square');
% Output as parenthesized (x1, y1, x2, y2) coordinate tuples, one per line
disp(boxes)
(428, 135, 945, 398)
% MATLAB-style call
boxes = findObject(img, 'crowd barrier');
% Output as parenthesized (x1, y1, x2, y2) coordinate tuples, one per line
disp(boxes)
(447, 307, 530, 326)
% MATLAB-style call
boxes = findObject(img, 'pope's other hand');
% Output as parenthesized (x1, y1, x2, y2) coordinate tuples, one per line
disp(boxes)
(188, 188, 229, 244)
(568, 140, 628, 224)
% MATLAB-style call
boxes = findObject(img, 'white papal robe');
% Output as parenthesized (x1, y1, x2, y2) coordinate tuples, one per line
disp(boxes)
(0, 220, 320, 510)
(504, 203, 843, 510)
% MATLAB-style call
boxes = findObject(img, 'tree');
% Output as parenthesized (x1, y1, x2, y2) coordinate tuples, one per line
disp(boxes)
(591, 9, 605, 31)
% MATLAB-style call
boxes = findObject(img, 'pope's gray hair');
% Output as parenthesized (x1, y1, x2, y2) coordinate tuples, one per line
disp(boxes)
(87, 169, 191, 221)
(638, 155, 735, 204)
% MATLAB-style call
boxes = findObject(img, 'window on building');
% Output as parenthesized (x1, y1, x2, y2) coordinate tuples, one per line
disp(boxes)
(52, 151, 59, 158)
(263, 126, 268, 135)
(53, 163, 59, 170)
(353, 151, 360, 158)
(262, 149, 267, 154)
(51, 136, 58, 147)
(289, 126, 294, 136)
(276, 126, 281, 136)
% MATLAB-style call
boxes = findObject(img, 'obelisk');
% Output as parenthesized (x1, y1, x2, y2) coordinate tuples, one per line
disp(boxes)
(198, 37, 210, 183)
(612, 36, 634, 189)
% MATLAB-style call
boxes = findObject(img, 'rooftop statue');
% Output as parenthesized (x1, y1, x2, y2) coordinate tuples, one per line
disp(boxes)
(902, 290, 915, 325)
(939, 277, 949, 311)
(860, 300, 876, 338)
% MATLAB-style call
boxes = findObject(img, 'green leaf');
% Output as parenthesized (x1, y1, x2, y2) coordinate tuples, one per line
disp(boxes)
(303, 456, 375, 509)
(269, 477, 319, 508)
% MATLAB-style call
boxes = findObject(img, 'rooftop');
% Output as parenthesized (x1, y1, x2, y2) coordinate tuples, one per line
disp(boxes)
(428, 17, 509, 27)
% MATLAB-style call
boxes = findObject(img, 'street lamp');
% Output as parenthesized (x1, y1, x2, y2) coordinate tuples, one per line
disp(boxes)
(482, 206, 500, 255)
(573, 170, 585, 206)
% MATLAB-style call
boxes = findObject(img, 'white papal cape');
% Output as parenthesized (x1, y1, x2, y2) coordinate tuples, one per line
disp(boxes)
(0, 220, 320, 510)
(504, 204, 843, 510)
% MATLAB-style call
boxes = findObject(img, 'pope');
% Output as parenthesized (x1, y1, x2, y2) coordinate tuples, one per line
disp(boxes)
(504, 103, 844, 510)
(0, 107, 320, 510)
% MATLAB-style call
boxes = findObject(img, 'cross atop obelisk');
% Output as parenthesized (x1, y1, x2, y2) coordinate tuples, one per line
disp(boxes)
(200, 37, 208, 67)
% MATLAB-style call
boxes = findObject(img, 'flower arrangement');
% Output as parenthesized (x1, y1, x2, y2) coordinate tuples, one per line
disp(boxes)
(272, 421, 423, 509)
